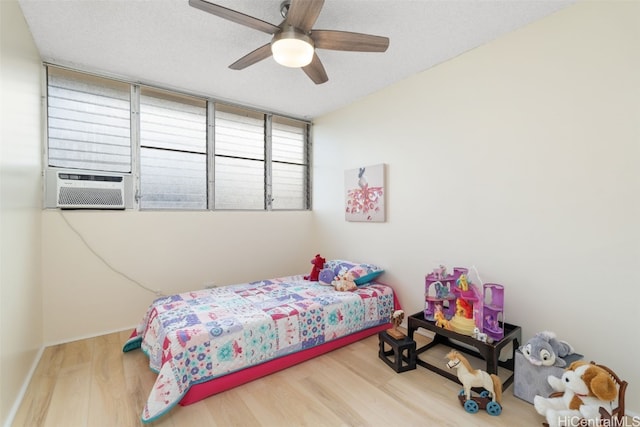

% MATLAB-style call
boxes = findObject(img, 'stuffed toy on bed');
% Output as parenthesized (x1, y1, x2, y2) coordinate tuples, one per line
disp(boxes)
(331, 271, 357, 292)
(304, 254, 326, 281)
(318, 269, 333, 284)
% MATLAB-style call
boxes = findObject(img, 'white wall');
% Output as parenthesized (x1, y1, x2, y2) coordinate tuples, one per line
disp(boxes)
(0, 1, 44, 424)
(41, 210, 315, 344)
(313, 0, 639, 411)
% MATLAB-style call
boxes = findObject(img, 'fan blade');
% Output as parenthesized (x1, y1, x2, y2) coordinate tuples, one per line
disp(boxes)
(302, 53, 328, 84)
(286, 0, 325, 32)
(229, 43, 272, 70)
(189, 0, 280, 35)
(312, 30, 389, 52)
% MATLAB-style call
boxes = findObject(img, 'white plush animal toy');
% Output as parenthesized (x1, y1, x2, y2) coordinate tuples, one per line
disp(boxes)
(533, 361, 617, 427)
(331, 271, 357, 292)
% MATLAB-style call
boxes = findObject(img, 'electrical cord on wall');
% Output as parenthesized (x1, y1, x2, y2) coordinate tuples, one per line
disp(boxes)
(471, 264, 485, 286)
(59, 211, 165, 297)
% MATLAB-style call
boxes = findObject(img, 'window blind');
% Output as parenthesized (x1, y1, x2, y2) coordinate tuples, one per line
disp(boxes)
(214, 104, 265, 209)
(139, 88, 207, 209)
(47, 68, 131, 173)
(272, 117, 308, 210)
(45, 66, 310, 211)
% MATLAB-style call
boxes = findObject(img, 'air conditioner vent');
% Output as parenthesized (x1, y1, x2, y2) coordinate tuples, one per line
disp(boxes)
(58, 186, 124, 207)
(56, 171, 126, 209)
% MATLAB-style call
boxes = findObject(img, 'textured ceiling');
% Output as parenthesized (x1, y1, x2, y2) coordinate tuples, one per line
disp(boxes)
(18, 0, 575, 120)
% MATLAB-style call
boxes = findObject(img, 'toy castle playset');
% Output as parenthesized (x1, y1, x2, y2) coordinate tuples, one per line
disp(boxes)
(424, 265, 504, 342)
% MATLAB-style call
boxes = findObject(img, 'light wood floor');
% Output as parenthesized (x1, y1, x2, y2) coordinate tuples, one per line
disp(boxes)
(14, 329, 550, 427)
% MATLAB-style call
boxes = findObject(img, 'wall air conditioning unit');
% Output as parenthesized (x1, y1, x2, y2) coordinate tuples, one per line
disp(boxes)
(53, 170, 128, 209)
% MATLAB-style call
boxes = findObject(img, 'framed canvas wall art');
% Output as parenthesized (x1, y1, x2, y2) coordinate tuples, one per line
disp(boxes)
(345, 163, 385, 222)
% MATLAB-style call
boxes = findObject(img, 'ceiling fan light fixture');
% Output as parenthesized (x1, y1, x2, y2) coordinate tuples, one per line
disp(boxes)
(271, 28, 314, 68)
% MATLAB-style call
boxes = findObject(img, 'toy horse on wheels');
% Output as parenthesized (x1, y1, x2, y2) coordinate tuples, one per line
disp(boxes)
(445, 350, 503, 416)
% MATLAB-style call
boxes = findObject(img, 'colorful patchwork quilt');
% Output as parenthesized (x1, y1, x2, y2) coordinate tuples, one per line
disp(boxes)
(123, 275, 394, 423)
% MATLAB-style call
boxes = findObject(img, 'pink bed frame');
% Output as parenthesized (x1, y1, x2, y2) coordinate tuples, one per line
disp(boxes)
(177, 289, 400, 406)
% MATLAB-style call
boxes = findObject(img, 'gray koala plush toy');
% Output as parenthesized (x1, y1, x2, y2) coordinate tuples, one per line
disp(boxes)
(520, 331, 575, 367)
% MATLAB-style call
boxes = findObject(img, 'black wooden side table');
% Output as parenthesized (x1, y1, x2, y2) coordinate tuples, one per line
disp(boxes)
(378, 330, 417, 373)
(407, 311, 521, 388)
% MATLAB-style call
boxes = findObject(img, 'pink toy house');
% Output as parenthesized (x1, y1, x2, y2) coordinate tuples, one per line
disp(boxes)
(425, 265, 506, 342)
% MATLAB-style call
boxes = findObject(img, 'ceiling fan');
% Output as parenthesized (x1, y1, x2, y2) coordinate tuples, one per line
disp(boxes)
(188, 0, 390, 84)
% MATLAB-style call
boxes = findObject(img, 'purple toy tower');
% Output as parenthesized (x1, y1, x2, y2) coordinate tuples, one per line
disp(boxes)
(482, 283, 504, 342)
(424, 267, 467, 321)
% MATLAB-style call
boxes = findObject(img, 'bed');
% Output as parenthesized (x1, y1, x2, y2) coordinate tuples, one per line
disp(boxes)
(123, 262, 396, 423)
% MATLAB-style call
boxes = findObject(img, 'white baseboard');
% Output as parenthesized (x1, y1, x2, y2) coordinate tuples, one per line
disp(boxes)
(3, 345, 45, 427)
(44, 325, 137, 347)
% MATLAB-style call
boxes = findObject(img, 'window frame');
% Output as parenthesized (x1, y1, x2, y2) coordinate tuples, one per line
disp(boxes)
(42, 64, 311, 212)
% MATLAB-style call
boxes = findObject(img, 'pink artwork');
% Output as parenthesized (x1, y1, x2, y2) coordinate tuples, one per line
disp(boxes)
(345, 163, 385, 222)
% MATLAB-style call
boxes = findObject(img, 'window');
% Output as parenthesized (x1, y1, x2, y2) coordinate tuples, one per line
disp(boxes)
(47, 67, 131, 173)
(214, 104, 265, 209)
(213, 105, 309, 210)
(44, 66, 310, 211)
(271, 116, 309, 210)
(139, 88, 207, 209)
